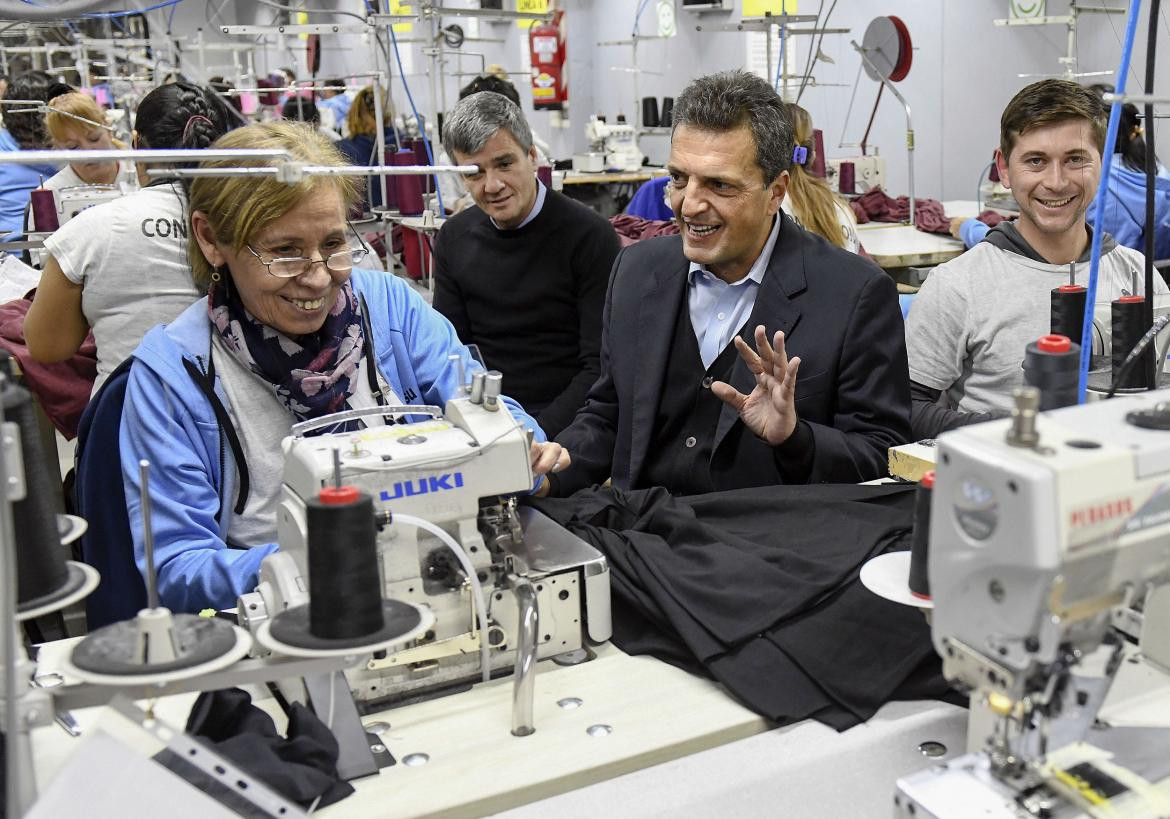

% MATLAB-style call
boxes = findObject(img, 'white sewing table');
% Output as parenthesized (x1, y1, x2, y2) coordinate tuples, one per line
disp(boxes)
(29, 637, 971, 818)
(28, 622, 1170, 817)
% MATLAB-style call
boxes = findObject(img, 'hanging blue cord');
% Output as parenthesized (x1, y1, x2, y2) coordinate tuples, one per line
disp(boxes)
(1078, 0, 1143, 403)
(774, 24, 787, 92)
(81, 0, 183, 18)
(167, 0, 178, 32)
(632, 0, 652, 38)
(387, 24, 445, 214)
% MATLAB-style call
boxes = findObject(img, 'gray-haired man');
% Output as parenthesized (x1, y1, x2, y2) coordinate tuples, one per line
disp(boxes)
(545, 70, 911, 496)
(432, 91, 620, 438)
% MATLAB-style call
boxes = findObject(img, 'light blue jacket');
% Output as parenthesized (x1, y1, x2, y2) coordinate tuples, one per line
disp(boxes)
(0, 129, 59, 248)
(119, 269, 545, 612)
(960, 155, 1170, 260)
(318, 93, 352, 129)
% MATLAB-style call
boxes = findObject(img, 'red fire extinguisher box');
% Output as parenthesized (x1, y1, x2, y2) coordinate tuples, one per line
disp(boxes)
(529, 9, 567, 111)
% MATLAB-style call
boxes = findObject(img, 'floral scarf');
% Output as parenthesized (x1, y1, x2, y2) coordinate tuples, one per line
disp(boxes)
(208, 279, 365, 428)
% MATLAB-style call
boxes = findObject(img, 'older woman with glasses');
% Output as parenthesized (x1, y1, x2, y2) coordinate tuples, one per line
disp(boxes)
(115, 121, 567, 613)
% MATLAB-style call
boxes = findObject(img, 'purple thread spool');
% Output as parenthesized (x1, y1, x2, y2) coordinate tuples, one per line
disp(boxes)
(380, 149, 400, 211)
(810, 129, 826, 179)
(838, 161, 856, 195)
(536, 165, 552, 188)
(394, 148, 425, 215)
(409, 138, 432, 193)
(30, 189, 58, 232)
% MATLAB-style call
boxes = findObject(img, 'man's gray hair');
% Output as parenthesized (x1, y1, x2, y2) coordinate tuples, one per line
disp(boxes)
(672, 70, 794, 183)
(442, 91, 533, 158)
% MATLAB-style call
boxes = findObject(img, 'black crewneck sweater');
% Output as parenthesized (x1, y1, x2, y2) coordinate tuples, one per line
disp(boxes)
(432, 188, 620, 437)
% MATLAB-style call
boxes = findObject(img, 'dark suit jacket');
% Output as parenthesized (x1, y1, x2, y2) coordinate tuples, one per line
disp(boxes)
(551, 213, 911, 494)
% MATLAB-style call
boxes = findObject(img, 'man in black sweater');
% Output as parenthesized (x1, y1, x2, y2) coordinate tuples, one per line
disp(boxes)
(433, 92, 621, 437)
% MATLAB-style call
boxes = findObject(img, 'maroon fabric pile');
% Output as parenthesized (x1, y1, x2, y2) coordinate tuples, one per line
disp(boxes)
(848, 190, 1015, 237)
(975, 209, 1010, 229)
(849, 189, 950, 234)
(0, 297, 96, 440)
(609, 214, 681, 248)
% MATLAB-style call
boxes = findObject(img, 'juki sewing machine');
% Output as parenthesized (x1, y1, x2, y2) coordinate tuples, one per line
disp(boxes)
(584, 115, 645, 173)
(895, 389, 1170, 817)
(239, 368, 612, 710)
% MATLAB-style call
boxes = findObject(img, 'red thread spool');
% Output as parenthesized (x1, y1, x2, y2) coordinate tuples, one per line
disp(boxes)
(30, 188, 58, 232)
(536, 165, 552, 188)
(838, 161, 856, 194)
(401, 226, 431, 281)
(810, 129, 826, 178)
(888, 15, 913, 81)
(393, 148, 424, 216)
(379, 149, 400, 211)
(409, 138, 432, 193)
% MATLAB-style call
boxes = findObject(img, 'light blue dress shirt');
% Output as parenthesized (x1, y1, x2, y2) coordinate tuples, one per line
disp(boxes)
(687, 215, 781, 369)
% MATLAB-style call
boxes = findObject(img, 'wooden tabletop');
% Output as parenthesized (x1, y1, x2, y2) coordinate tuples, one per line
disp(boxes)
(561, 168, 669, 186)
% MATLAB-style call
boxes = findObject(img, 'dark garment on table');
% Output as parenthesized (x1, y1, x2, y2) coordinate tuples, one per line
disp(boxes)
(549, 213, 911, 496)
(640, 297, 738, 495)
(910, 379, 1005, 440)
(432, 188, 620, 437)
(155, 687, 353, 810)
(527, 483, 947, 730)
(0, 296, 96, 439)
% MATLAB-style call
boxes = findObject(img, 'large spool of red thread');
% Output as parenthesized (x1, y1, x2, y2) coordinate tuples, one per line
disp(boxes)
(378, 148, 400, 211)
(409, 138, 432, 193)
(401, 227, 431, 280)
(393, 148, 424, 215)
(30, 187, 58, 232)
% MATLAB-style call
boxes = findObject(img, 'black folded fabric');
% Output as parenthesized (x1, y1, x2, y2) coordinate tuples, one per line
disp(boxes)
(157, 687, 354, 810)
(526, 483, 949, 731)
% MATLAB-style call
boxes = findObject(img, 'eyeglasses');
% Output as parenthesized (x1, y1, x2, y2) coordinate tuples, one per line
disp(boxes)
(246, 223, 370, 279)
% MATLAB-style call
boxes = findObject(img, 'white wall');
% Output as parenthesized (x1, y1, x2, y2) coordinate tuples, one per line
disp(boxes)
(152, 0, 1170, 201)
(588, 0, 1170, 202)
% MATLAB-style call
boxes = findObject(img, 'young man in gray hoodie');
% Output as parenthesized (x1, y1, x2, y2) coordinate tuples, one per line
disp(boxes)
(906, 79, 1163, 437)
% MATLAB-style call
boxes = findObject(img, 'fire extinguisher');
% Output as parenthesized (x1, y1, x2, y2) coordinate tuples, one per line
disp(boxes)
(529, 9, 567, 111)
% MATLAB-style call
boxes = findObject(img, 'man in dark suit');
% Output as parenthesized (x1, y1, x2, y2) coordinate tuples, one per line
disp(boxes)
(543, 70, 911, 497)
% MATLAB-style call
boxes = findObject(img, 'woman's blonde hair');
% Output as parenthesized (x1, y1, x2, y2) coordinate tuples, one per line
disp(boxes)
(187, 121, 361, 289)
(345, 86, 392, 139)
(782, 102, 846, 249)
(45, 92, 126, 148)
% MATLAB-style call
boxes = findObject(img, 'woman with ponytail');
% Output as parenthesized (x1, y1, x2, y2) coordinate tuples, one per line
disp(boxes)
(780, 102, 860, 254)
(26, 82, 232, 394)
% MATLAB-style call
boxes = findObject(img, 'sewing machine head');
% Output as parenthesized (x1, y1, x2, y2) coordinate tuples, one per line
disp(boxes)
(244, 385, 611, 709)
(55, 184, 123, 225)
(896, 389, 1170, 815)
(584, 115, 644, 172)
(931, 389, 1170, 703)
